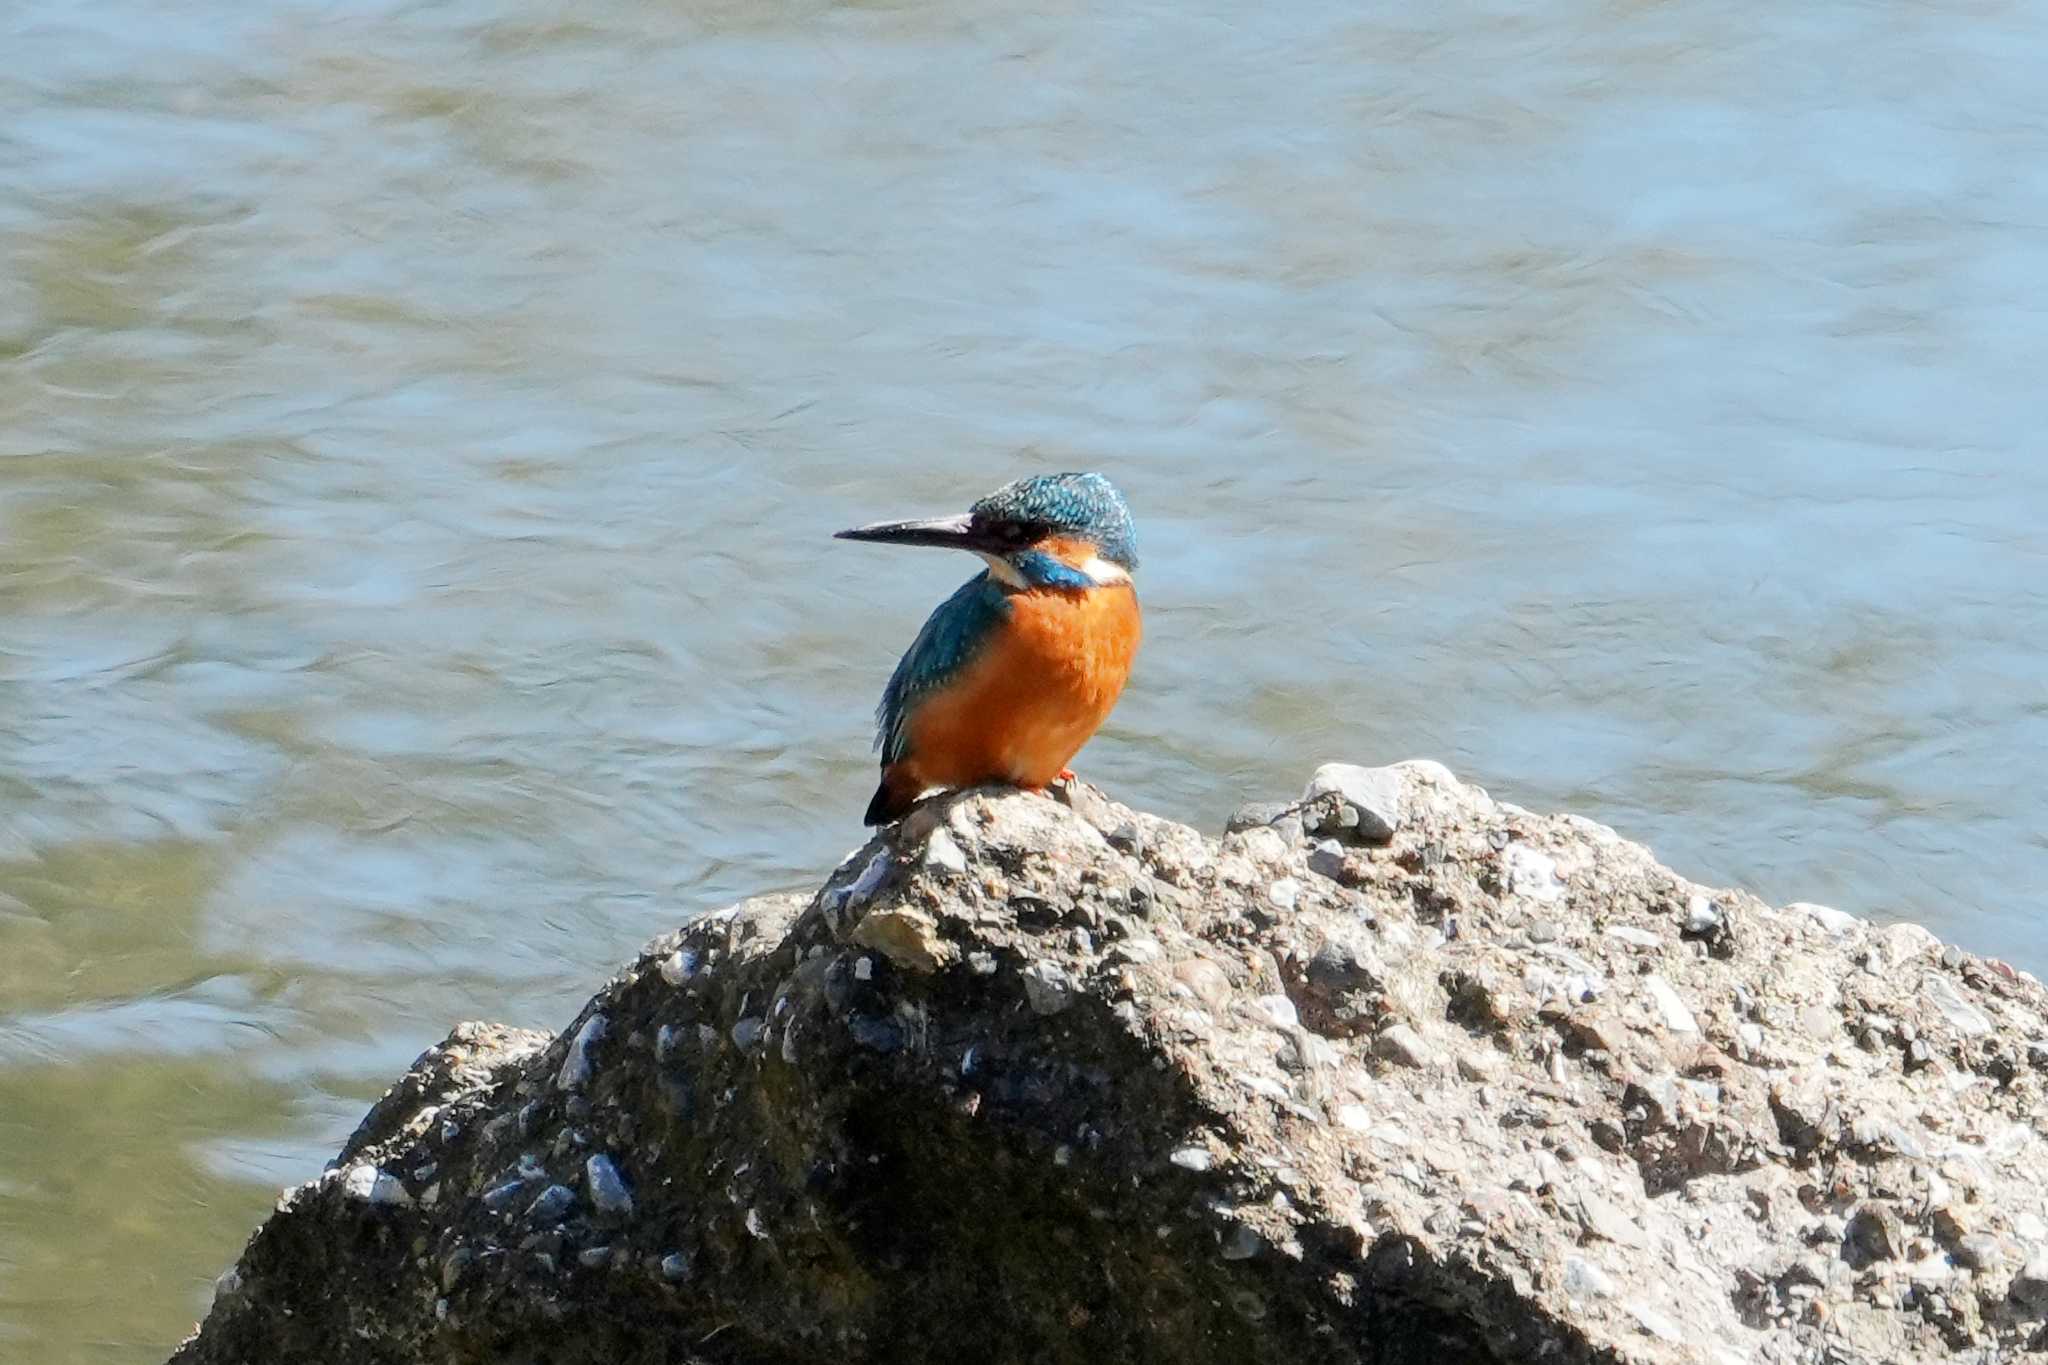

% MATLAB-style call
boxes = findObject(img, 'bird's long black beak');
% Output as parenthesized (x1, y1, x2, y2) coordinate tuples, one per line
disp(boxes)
(834, 511, 983, 551)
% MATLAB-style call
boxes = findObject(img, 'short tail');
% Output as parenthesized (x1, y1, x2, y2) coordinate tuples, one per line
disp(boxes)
(863, 765, 922, 826)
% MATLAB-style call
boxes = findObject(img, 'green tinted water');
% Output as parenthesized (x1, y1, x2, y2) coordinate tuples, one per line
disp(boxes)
(4, 0, 2047, 1356)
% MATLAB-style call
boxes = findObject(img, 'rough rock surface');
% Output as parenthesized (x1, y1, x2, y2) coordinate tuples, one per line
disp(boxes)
(171, 762, 2048, 1364)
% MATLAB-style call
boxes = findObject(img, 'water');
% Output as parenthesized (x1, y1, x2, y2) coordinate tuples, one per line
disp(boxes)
(3, 0, 2045, 1355)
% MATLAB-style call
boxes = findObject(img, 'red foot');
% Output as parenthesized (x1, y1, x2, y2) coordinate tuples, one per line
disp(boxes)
(1057, 767, 1077, 783)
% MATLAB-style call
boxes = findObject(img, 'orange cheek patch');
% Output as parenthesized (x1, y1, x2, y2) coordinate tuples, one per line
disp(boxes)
(1037, 535, 1100, 571)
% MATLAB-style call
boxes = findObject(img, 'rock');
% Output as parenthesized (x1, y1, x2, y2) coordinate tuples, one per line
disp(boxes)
(1306, 838, 1348, 882)
(2012, 1253, 2048, 1315)
(1845, 1202, 1905, 1267)
(922, 828, 969, 875)
(585, 1155, 632, 1218)
(524, 1184, 574, 1226)
(1955, 1234, 2002, 1272)
(1225, 801, 1294, 835)
(1250, 994, 1298, 1031)
(1374, 1023, 1434, 1069)
(338, 1164, 410, 1208)
(1019, 961, 1075, 1016)
(1682, 894, 1723, 936)
(556, 1013, 608, 1091)
(851, 906, 954, 973)
(1302, 763, 1404, 842)
(1561, 1256, 1615, 1299)
(170, 776, 2048, 1365)
(1923, 973, 1993, 1036)
(1501, 844, 1565, 903)
(1791, 902, 1862, 936)
(1623, 1302, 1682, 1343)
(1639, 975, 1698, 1034)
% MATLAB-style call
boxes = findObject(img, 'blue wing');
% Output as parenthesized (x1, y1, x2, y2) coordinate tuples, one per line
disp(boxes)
(876, 571, 1011, 765)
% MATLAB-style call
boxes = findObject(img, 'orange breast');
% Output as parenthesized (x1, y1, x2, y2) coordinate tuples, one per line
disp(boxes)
(901, 582, 1141, 792)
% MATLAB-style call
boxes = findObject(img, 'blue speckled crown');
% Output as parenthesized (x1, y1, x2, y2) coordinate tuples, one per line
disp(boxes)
(972, 472, 1138, 570)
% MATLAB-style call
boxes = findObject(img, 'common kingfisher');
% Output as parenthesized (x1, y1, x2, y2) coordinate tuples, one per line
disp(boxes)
(836, 472, 1142, 826)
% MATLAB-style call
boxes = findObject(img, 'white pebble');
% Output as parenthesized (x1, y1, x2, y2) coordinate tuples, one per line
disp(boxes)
(1503, 845, 1565, 903)
(1251, 995, 1299, 1030)
(1640, 975, 1698, 1034)
(340, 1163, 411, 1207)
(556, 1014, 608, 1091)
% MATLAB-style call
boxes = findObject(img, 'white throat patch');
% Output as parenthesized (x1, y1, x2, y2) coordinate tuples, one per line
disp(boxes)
(976, 552, 1028, 589)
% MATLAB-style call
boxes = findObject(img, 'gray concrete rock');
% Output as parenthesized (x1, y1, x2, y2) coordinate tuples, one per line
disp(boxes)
(1302, 763, 1404, 843)
(171, 769, 2048, 1365)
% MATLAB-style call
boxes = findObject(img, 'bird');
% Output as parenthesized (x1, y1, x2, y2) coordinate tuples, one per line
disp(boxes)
(835, 471, 1142, 826)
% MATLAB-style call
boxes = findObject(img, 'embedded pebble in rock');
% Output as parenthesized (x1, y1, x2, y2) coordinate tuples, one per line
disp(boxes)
(170, 773, 2048, 1365)
(339, 1164, 410, 1208)
(1302, 763, 1403, 842)
(524, 1184, 575, 1227)
(1625, 1302, 1682, 1343)
(840, 848, 893, 909)
(1639, 975, 1697, 1034)
(1374, 1023, 1433, 1069)
(1219, 1224, 1263, 1261)
(1225, 801, 1294, 834)
(1112, 937, 1163, 966)
(556, 1013, 608, 1091)
(1846, 1203, 1904, 1266)
(1173, 957, 1233, 1012)
(923, 828, 969, 875)
(481, 1178, 528, 1213)
(1250, 994, 1298, 1031)
(586, 1155, 633, 1218)
(1924, 974, 1994, 1036)
(1502, 844, 1565, 903)
(2011, 1254, 2048, 1313)
(1791, 901, 1862, 936)
(1561, 1257, 1615, 1300)
(1955, 1234, 2002, 1271)
(439, 1247, 474, 1293)
(846, 1013, 902, 1053)
(1683, 894, 1724, 935)
(1019, 961, 1075, 1016)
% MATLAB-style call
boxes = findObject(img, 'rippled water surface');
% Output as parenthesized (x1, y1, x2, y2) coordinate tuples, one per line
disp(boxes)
(4, 0, 2046, 1355)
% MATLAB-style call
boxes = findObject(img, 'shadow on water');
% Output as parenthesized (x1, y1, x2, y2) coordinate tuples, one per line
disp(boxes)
(4, 0, 2048, 1357)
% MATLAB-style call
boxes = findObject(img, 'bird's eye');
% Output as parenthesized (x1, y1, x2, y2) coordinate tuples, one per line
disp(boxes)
(996, 520, 1027, 543)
